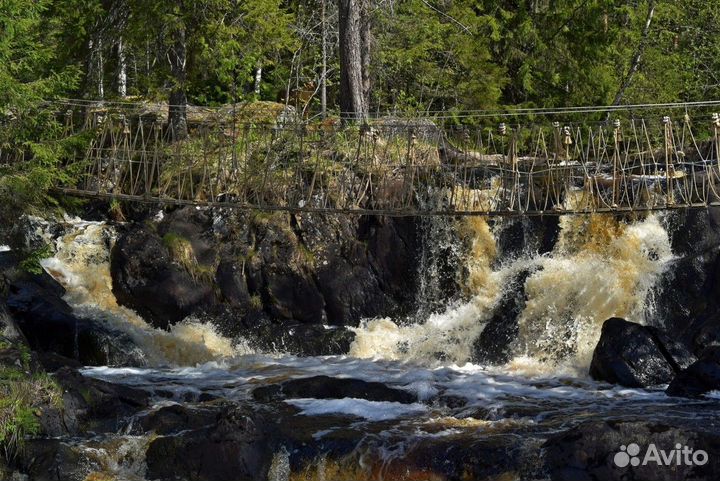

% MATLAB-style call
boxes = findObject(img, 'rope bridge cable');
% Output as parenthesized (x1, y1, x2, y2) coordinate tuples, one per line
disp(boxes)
(6, 99, 720, 217)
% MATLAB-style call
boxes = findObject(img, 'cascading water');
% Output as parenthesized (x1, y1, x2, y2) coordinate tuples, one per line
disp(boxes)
(351, 213, 674, 375)
(28, 211, 700, 481)
(41, 212, 674, 374)
(413, 207, 464, 320)
(40, 218, 248, 367)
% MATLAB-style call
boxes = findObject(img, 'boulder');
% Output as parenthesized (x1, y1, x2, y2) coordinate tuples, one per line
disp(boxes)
(145, 406, 276, 481)
(667, 346, 720, 398)
(471, 267, 534, 365)
(51, 367, 150, 434)
(252, 375, 418, 404)
(376, 435, 520, 481)
(543, 420, 720, 481)
(589, 318, 696, 387)
(5, 275, 146, 367)
(244, 322, 355, 356)
(136, 403, 219, 435)
(111, 224, 213, 329)
(13, 439, 88, 481)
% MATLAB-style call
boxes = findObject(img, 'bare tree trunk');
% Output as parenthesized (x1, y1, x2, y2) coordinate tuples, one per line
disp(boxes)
(360, 0, 372, 109)
(96, 38, 105, 99)
(87, 38, 96, 99)
(254, 66, 263, 96)
(338, 0, 368, 122)
(117, 37, 127, 98)
(169, 24, 188, 141)
(612, 1, 655, 106)
(320, 0, 328, 118)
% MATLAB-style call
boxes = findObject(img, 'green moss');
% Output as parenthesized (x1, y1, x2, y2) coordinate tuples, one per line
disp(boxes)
(163, 232, 215, 282)
(297, 243, 316, 265)
(249, 294, 263, 310)
(163, 232, 197, 270)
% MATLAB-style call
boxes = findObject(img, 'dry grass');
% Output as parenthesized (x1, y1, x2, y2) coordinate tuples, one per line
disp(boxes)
(162, 232, 215, 282)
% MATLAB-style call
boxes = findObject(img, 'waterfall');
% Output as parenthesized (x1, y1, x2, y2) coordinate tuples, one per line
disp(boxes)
(40, 218, 250, 367)
(351, 213, 674, 375)
(37, 212, 674, 376)
(413, 213, 464, 320)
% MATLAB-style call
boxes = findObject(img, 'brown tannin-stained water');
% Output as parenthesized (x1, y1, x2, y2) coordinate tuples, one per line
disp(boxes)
(33, 213, 719, 481)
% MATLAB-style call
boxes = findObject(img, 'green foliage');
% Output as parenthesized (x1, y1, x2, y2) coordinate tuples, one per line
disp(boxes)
(1, 0, 720, 200)
(19, 245, 53, 275)
(373, 0, 506, 113)
(0, 0, 82, 220)
(0, 341, 63, 460)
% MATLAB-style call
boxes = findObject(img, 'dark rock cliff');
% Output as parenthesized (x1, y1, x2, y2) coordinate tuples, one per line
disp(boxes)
(110, 207, 423, 335)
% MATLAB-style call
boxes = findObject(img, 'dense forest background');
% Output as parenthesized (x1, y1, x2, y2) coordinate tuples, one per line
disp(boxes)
(1, 0, 720, 216)
(3, 0, 719, 118)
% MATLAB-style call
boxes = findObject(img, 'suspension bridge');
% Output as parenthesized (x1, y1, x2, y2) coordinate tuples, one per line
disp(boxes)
(4, 99, 720, 217)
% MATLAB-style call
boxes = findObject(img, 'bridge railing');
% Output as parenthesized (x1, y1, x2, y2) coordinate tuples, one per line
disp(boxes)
(4, 99, 720, 216)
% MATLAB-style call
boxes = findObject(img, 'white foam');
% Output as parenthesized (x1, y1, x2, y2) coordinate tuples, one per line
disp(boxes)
(0, 245, 10, 252)
(351, 214, 674, 375)
(41, 219, 251, 367)
(285, 398, 428, 421)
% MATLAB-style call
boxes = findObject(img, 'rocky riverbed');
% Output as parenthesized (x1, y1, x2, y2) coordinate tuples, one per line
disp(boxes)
(2, 205, 720, 480)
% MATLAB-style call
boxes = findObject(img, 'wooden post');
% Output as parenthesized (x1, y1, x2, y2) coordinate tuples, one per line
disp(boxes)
(663, 116, 674, 205)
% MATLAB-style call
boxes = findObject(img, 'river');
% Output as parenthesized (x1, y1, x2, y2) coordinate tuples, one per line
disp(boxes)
(28, 211, 720, 480)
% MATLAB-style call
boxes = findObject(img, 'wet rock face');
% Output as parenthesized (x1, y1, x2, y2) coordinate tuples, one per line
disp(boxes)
(244, 322, 355, 356)
(653, 208, 720, 355)
(111, 224, 214, 329)
(110, 207, 422, 333)
(136, 404, 219, 435)
(145, 406, 276, 481)
(471, 267, 534, 365)
(667, 346, 720, 398)
(8, 215, 65, 253)
(5, 273, 146, 367)
(252, 375, 418, 404)
(544, 420, 720, 481)
(492, 216, 560, 260)
(589, 318, 696, 387)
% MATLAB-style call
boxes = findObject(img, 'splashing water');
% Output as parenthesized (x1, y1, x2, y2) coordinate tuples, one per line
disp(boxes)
(39, 211, 673, 377)
(40, 218, 248, 367)
(350, 215, 505, 363)
(351, 213, 673, 375)
(517, 214, 673, 370)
